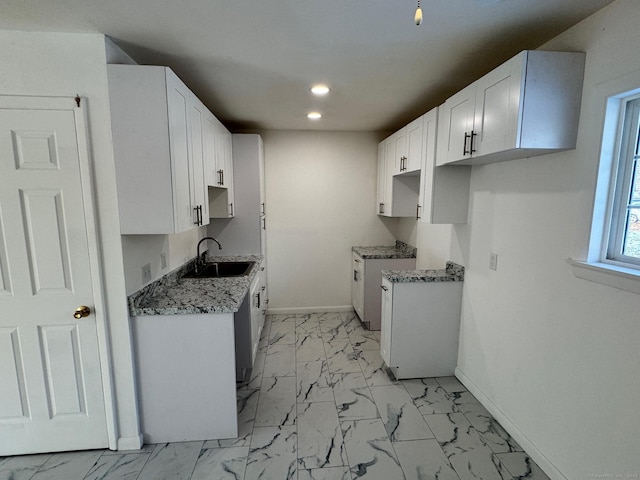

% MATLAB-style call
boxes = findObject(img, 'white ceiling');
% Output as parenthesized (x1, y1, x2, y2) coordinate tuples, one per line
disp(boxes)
(0, 0, 614, 132)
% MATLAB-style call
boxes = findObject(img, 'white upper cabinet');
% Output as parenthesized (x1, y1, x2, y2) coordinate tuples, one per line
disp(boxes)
(208, 114, 235, 218)
(418, 107, 470, 224)
(404, 116, 424, 172)
(377, 133, 420, 218)
(386, 117, 423, 175)
(108, 65, 209, 234)
(437, 50, 585, 166)
(188, 98, 209, 227)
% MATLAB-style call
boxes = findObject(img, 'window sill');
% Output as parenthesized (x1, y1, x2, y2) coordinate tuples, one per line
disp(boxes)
(568, 259, 640, 295)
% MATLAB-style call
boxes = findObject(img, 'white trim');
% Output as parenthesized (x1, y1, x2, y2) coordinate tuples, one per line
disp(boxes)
(116, 434, 144, 451)
(74, 98, 120, 450)
(454, 367, 568, 480)
(267, 305, 354, 315)
(568, 258, 640, 295)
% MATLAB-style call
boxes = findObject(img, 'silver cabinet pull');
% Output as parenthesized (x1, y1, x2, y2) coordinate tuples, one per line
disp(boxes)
(381, 285, 388, 291)
(416, 204, 421, 220)
(379, 203, 385, 214)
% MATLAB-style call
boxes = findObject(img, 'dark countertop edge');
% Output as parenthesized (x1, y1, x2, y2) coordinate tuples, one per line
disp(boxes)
(128, 254, 263, 317)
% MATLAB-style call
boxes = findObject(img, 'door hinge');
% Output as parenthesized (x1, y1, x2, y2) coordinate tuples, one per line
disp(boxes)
(75, 95, 81, 108)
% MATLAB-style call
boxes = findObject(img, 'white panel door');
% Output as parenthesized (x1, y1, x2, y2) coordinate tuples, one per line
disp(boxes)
(0, 96, 108, 455)
(166, 71, 193, 233)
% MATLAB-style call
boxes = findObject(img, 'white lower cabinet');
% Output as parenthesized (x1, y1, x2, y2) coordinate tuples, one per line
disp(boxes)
(234, 262, 267, 380)
(131, 312, 238, 443)
(351, 252, 416, 330)
(380, 276, 463, 379)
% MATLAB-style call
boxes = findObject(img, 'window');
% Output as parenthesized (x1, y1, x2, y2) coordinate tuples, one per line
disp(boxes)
(606, 96, 640, 267)
(570, 79, 640, 295)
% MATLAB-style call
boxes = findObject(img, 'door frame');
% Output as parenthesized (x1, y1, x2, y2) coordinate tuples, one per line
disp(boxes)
(0, 94, 118, 450)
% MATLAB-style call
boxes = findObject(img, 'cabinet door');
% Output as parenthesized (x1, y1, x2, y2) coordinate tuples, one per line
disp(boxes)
(351, 254, 364, 320)
(380, 278, 393, 366)
(392, 128, 407, 175)
(473, 53, 523, 157)
(418, 108, 437, 223)
(224, 130, 235, 217)
(376, 143, 386, 215)
(437, 84, 476, 165)
(383, 139, 395, 213)
(249, 278, 261, 365)
(166, 72, 193, 233)
(405, 116, 423, 172)
(188, 98, 209, 226)
(204, 113, 218, 187)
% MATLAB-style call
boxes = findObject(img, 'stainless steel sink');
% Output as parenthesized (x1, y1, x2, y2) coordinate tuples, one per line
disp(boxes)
(183, 261, 255, 279)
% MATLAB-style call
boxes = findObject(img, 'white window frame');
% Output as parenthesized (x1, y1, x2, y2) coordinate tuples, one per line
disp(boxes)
(605, 94, 640, 267)
(570, 72, 640, 295)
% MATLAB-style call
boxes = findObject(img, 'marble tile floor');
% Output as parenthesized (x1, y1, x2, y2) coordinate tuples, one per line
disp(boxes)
(0, 312, 550, 480)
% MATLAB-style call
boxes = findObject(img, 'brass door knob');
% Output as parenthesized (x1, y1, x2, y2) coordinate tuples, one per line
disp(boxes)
(74, 306, 91, 319)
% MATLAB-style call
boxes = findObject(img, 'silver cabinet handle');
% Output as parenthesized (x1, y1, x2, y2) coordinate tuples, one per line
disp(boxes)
(381, 285, 388, 291)
(354, 270, 358, 282)
(416, 204, 421, 220)
(379, 203, 385, 214)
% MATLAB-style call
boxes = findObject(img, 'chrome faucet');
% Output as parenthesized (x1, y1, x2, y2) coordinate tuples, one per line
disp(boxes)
(195, 237, 222, 273)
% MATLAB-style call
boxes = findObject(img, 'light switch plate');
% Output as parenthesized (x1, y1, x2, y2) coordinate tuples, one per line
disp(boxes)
(142, 263, 152, 283)
(489, 253, 498, 271)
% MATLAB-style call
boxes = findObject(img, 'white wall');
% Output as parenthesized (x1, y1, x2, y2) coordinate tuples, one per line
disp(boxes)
(262, 130, 398, 311)
(418, 1, 640, 477)
(0, 31, 141, 449)
(121, 228, 207, 295)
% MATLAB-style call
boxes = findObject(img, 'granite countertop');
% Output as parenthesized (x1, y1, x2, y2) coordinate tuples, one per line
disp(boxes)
(382, 261, 465, 283)
(128, 254, 263, 316)
(352, 241, 417, 259)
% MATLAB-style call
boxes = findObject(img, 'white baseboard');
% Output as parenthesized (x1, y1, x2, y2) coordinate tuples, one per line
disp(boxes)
(267, 306, 354, 315)
(454, 367, 567, 480)
(116, 434, 144, 451)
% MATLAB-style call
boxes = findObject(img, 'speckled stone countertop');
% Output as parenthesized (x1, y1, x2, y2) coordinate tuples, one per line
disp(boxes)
(128, 254, 263, 316)
(352, 240, 417, 259)
(382, 261, 464, 283)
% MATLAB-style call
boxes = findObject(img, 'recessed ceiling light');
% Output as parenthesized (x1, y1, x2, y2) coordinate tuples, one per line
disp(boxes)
(310, 85, 330, 96)
(307, 112, 322, 120)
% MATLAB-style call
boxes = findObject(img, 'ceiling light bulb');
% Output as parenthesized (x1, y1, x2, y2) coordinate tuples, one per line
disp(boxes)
(307, 112, 322, 120)
(415, 1, 423, 25)
(311, 85, 330, 96)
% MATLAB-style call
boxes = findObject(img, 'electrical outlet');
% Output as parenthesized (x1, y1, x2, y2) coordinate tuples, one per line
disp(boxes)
(489, 253, 498, 271)
(142, 263, 152, 284)
(160, 253, 167, 270)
